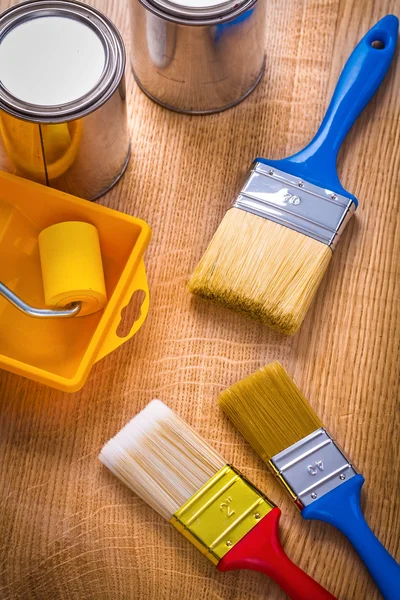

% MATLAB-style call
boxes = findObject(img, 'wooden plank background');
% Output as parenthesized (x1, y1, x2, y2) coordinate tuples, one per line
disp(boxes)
(0, 1, 399, 599)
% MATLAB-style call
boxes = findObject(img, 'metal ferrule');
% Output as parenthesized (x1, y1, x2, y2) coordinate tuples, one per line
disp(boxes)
(232, 161, 356, 250)
(170, 465, 274, 565)
(270, 428, 357, 509)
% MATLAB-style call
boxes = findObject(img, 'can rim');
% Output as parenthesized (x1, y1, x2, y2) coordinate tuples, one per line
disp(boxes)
(0, 0, 125, 123)
(147, 0, 248, 19)
(139, 0, 258, 25)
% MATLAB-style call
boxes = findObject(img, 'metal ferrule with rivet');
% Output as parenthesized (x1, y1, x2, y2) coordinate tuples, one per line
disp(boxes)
(170, 465, 274, 566)
(269, 428, 358, 509)
(232, 161, 357, 250)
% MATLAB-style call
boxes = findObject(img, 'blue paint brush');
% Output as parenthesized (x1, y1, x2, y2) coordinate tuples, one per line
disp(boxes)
(218, 361, 400, 600)
(189, 15, 398, 335)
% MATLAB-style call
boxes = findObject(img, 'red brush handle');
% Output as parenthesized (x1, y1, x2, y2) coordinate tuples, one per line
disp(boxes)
(218, 508, 336, 600)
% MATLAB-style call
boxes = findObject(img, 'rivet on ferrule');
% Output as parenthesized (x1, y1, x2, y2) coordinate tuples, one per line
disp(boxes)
(232, 161, 357, 250)
(270, 428, 358, 509)
(170, 465, 275, 565)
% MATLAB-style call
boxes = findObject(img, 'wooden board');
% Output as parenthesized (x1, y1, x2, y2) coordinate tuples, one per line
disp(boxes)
(0, 1, 399, 599)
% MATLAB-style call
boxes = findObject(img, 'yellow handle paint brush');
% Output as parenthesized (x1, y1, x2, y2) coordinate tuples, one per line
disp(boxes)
(99, 400, 337, 600)
(218, 362, 400, 600)
(189, 16, 398, 335)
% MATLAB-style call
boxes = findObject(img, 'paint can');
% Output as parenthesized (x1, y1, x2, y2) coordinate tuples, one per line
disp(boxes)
(129, 0, 266, 114)
(0, 0, 129, 200)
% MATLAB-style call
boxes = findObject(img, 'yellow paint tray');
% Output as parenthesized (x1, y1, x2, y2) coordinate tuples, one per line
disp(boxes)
(0, 171, 151, 392)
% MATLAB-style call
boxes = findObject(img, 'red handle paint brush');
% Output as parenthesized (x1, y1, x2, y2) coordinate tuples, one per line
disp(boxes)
(218, 508, 331, 599)
(99, 400, 336, 600)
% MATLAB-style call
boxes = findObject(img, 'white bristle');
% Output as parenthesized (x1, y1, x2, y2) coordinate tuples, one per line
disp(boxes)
(99, 400, 226, 521)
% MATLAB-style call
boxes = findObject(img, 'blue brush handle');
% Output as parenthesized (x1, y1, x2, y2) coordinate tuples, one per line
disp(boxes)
(302, 475, 400, 600)
(261, 15, 398, 200)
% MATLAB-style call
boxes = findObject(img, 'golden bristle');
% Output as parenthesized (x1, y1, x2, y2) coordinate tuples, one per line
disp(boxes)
(188, 208, 332, 335)
(218, 361, 322, 463)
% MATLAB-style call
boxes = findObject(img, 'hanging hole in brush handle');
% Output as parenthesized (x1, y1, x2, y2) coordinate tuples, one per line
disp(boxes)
(370, 40, 386, 50)
(284, 14, 399, 193)
(302, 475, 400, 600)
(218, 508, 337, 600)
(95, 259, 150, 362)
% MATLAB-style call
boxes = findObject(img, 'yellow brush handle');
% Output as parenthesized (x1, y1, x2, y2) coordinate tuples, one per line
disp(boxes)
(38, 221, 107, 317)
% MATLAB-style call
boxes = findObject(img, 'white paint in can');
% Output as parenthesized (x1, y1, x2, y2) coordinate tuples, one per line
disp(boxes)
(0, 16, 106, 106)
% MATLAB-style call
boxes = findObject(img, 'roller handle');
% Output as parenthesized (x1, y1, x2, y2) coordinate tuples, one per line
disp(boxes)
(302, 475, 400, 600)
(264, 15, 399, 196)
(218, 508, 336, 600)
(0, 281, 81, 318)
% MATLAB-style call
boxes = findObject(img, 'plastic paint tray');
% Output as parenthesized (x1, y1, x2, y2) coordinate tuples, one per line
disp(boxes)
(0, 171, 151, 392)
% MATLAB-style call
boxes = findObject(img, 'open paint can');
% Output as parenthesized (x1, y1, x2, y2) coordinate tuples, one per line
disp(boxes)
(129, 0, 266, 114)
(0, 0, 129, 200)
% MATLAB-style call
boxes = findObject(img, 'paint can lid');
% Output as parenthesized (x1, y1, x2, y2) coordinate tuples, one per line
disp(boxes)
(148, 0, 252, 20)
(0, 0, 125, 122)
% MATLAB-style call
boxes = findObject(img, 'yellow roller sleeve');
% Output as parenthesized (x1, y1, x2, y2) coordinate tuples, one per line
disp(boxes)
(38, 221, 107, 317)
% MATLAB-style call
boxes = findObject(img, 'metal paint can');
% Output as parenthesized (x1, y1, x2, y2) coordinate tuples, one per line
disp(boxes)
(129, 0, 266, 114)
(0, 0, 129, 200)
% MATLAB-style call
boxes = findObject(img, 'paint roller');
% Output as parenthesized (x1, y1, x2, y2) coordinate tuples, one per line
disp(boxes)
(0, 221, 107, 318)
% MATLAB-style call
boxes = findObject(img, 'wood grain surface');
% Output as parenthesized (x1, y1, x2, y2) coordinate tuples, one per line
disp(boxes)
(0, 1, 399, 599)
